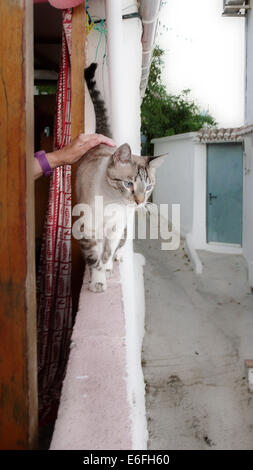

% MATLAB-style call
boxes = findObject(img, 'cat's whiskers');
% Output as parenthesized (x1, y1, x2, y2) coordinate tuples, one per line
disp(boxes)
(145, 202, 157, 215)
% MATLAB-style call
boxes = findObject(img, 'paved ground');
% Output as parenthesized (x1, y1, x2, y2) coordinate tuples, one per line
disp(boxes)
(134, 236, 253, 450)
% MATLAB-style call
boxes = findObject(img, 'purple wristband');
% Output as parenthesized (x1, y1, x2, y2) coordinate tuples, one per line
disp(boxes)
(34, 150, 53, 177)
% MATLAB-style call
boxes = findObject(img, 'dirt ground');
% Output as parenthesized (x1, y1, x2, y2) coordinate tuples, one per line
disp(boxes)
(135, 236, 253, 450)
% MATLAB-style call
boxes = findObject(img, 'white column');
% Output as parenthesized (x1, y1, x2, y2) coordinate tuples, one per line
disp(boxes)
(105, 0, 125, 145)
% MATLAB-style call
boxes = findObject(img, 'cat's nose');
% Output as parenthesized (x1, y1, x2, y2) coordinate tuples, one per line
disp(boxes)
(135, 195, 145, 205)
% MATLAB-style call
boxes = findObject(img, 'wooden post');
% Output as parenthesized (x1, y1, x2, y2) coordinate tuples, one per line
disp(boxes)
(71, 3, 86, 315)
(0, 1, 37, 449)
(71, 3, 85, 138)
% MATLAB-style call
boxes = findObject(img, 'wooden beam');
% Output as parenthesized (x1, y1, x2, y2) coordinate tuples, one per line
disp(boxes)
(0, 1, 37, 449)
(71, 3, 85, 139)
(71, 4, 86, 315)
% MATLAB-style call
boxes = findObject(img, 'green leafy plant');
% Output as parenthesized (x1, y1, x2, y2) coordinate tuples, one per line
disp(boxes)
(141, 46, 217, 154)
(35, 84, 57, 95)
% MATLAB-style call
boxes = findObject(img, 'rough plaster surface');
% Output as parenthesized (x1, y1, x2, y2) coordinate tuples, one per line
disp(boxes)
(50, 263, 132, 450)
(135, 237, 253, 450)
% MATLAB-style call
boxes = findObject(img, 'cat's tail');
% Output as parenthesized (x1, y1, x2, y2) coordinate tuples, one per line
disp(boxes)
(84, 63, 112, 138)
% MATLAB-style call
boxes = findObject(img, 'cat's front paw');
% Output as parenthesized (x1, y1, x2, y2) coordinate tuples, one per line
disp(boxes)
(89, 280, 107, 293)
(89, 269, 107, 293)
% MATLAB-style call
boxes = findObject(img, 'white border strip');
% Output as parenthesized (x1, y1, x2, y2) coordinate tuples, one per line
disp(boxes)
(184, 233, 203, 274)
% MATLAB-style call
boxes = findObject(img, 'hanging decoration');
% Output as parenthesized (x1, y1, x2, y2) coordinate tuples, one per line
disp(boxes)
(36, 8, 73, 427)
(85, 2, 107, 62)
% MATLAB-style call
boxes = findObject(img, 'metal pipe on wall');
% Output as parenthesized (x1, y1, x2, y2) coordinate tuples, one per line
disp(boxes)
(139, 0, 162, 99)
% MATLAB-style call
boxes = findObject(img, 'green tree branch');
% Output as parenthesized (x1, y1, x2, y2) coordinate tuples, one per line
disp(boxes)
(141, 46, 217, 155)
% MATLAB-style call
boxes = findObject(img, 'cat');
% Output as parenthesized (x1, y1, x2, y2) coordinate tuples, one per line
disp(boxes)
(75, 63, 166, 293)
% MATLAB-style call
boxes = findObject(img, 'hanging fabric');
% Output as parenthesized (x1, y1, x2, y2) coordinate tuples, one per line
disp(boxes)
(36, 8, 73, 426)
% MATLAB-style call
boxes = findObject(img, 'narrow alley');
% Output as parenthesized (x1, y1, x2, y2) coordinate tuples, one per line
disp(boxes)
(135, 236, 253, 450)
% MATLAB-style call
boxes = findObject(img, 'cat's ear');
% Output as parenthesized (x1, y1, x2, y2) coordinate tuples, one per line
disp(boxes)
(148, 154, 168, 170)
(113, 143, 132, 164)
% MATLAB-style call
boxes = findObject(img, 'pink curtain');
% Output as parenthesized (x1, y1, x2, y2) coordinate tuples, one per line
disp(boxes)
(36, 9, 73, 426)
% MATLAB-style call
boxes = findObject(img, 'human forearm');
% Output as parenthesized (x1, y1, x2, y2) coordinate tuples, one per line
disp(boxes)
(34, 151, 60, 180)
(34, 133, 116, 180)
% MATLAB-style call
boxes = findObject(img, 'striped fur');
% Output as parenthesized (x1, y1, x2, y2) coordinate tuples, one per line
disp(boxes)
(77, 64, 166, 292)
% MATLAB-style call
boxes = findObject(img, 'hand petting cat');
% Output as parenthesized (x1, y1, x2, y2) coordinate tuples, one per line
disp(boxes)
(34, 133, 116, 179)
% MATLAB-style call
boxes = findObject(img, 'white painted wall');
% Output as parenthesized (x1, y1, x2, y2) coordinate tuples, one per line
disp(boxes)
(152, 133, 197, 236)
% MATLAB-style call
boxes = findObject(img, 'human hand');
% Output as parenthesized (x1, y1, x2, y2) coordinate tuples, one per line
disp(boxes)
(52, 133, 117, 166)
(34, 133, 116, 179)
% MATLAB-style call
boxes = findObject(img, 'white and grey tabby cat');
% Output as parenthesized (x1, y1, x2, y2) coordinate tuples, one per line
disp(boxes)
(75, 63, 166, 293)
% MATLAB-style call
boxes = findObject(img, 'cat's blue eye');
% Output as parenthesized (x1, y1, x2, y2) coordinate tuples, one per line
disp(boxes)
(123, 181, 133, 189)
(146, 184, 153, 191)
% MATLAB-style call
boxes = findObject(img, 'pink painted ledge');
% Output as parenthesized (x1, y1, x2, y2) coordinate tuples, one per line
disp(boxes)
(50, 262, 132, 450)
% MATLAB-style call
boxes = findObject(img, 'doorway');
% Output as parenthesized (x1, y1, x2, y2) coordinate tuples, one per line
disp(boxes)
(206, 143, 243, 246)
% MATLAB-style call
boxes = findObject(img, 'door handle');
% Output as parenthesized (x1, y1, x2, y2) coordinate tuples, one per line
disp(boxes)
(209, 192, 217, 205)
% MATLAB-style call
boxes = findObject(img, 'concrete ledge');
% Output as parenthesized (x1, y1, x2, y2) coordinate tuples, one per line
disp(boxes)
(50, 262, 132, 450)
